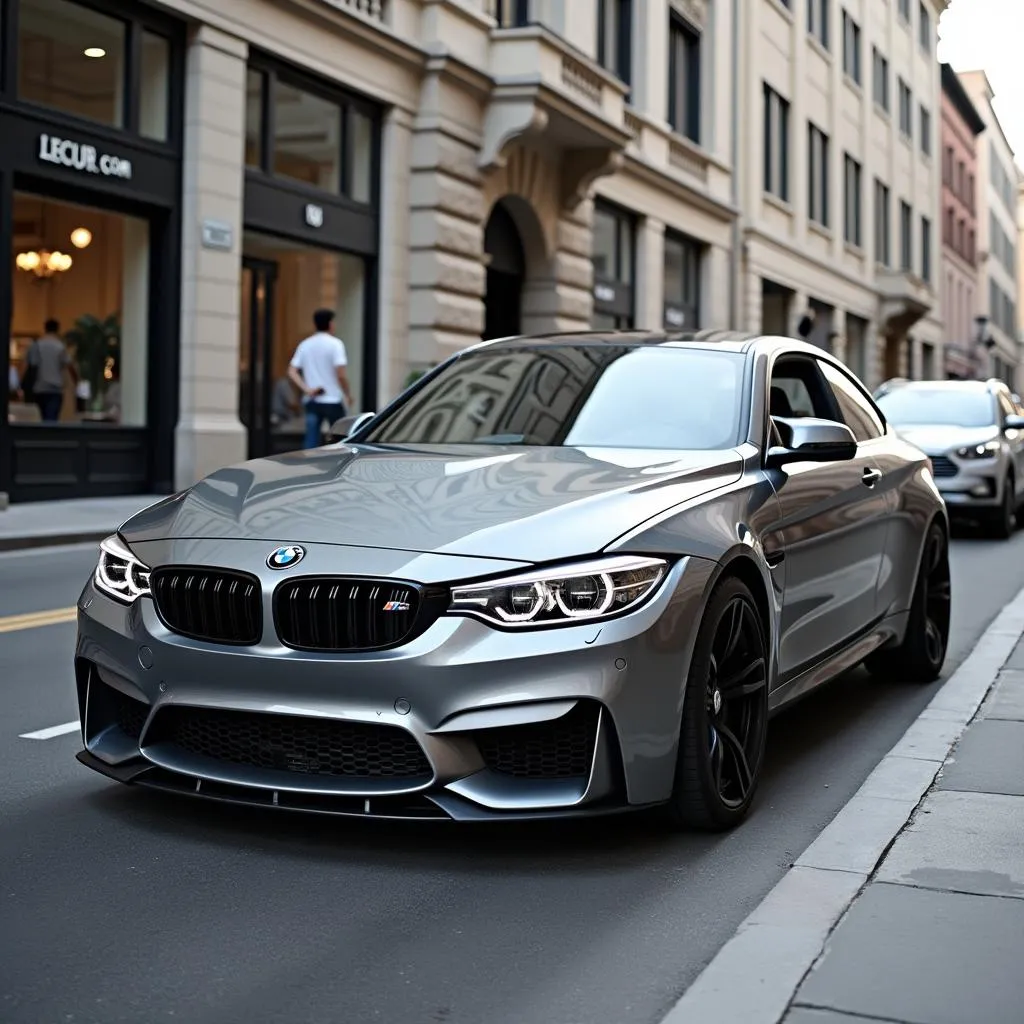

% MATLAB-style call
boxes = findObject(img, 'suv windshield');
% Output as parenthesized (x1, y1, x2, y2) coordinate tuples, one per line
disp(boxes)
(877, 388, 997, 429)
(362, 344, 747, 450)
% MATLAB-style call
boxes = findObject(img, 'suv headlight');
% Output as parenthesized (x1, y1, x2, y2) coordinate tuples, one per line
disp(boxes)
(94, 535, 152, 604)
(956, 439, 1000, 460)
(449, 556, 668, 628)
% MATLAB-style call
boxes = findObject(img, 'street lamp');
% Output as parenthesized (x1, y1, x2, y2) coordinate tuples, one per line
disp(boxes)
(974, 314, 995, 379)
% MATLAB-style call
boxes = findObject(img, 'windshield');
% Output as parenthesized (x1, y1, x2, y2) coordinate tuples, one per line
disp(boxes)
(362, 345, 747, 450)
(877, 388, 997, 428)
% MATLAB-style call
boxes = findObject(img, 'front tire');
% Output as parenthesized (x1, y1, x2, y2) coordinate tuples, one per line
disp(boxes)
(866, 519, 950, 683)
(986, 473, 1016, 539)
(666, 577, 769, 831)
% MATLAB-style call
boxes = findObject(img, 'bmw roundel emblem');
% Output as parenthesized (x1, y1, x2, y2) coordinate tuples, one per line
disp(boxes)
(267, 545, 306, 570)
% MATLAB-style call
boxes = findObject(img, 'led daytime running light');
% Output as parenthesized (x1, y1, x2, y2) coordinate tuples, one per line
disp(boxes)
(94, 535, 152, 604)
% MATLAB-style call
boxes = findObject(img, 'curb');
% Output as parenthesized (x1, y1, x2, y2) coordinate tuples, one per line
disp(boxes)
(660, 581, 1024, 1024)
(0, 531, 107, 554)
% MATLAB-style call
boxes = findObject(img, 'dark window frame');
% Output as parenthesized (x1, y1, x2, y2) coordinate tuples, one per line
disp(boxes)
(592, 198, 636, 326)
(872, 47, 890, 112)
(899, 199, 913, 272)
(920, 104, 931, 156)
(807, 0, 829, 49)
(667, 10, 701, 143)
(921, 214, 931, 283)
(875, 178, 891, 266)
(663, 229, 703, 330)
(244, 50, 382, 210)
(842, 10, 861, 85)
(2, 0, 186, 151)
(763, 82, 790, 201)
(844, 152, 862, 247)
(597, 0, 632, 90)
(898, 77, 912, 138)
(808, 121, 830, 228)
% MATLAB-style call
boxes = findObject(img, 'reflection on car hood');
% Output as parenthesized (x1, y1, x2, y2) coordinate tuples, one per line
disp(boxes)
(120, 443, 744, 562)
(892, 424, 1000, 454)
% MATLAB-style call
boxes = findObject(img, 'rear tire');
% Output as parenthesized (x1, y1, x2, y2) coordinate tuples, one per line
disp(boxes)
(866, 519, 950, 683)
(666, 577, 769, 831)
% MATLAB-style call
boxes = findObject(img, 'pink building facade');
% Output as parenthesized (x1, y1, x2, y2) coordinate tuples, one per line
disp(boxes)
(940, 63, 986, 379)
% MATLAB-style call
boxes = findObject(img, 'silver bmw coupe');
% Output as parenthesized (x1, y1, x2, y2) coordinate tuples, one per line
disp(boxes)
(75, 332, 950, 830)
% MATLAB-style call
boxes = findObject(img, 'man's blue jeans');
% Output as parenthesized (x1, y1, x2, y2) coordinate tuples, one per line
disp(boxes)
(303, 400, 345, 449)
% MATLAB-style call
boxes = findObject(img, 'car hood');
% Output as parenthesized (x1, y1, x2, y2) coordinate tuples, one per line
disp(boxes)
(892, 423, 1001, 454)
(120, 443, 744, 563)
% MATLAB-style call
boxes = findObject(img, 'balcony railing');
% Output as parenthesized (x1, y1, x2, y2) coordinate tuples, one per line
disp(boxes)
(324, 0, 385, 20)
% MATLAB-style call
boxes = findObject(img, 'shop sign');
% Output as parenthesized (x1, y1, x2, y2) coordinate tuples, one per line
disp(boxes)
(201, 219, 234, 251)
(594, 283, 616, 303)
(37, 133, 133, 180)
(304, 203, 324, 228)
(664, 305, 686, 328)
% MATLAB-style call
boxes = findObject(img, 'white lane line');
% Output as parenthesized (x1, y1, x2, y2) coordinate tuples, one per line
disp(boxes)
(19, 720, 80, 740)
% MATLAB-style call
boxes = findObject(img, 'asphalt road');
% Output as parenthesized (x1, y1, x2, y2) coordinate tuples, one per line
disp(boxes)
(1, 529, 1022, 1024)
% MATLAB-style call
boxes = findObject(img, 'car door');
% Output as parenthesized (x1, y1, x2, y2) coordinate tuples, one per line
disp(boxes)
(996, 390, 1024, 499)
(763, 354, 891, 682)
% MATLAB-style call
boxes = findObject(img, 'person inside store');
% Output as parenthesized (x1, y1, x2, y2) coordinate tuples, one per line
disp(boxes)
(22, 319, 78, 423)
(287, 307, 353, 449)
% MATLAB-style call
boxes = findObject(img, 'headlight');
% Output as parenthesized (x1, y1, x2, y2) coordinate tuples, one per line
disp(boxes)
(94, 535, 152, 604)
(449, 556, 668, 628)
(955, 439, 1000, 460)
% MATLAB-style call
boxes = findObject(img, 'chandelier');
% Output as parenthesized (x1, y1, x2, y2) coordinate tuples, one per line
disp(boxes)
(16, 249, 73, 277)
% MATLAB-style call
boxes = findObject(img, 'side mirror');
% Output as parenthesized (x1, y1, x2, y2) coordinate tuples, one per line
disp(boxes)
(766, 416, 858, 469)
(328, 411, 375, 442)
(1004, 414, 1024, 432)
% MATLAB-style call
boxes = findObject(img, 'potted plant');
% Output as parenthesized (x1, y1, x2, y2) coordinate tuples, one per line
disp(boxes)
(66, 313, 120, 411)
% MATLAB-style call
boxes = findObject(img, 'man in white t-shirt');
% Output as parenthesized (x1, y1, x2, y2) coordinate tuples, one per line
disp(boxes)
(287, 308, 353, 449)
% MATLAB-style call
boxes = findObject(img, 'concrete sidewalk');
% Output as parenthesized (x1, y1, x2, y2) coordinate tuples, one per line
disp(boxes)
(783, 647, 1024, 1024)
(0, 495, 166, 552)
(664, 584, 1024, 1024)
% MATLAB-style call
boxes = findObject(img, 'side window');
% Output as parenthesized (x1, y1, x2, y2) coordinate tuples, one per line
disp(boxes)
(997, 391, 1014, 423)
(818, 361, 884, 442)
(769, 357, 837, 421)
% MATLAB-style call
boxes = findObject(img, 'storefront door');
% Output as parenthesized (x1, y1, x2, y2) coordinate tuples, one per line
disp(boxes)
(238, 256, 280, 459)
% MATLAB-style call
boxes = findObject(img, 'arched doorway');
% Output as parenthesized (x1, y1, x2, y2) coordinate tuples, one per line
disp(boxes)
(483, 199, 526, 340)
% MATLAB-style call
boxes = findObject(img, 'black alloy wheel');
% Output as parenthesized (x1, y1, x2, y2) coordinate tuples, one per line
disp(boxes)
(668, 577, 769, 830)
(866, 519, 951, 684)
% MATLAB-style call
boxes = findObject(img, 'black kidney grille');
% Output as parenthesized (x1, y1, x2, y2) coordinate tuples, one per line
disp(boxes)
(275, 577, 422, 651)
(151, 568, 262, 645)
(151, 706, 431, 780)
(474, 702, 600, 780)
(930, 455, 957, 478)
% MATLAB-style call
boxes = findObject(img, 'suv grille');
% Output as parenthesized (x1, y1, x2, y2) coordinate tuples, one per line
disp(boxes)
(274, 577, 424, 651)
(931, 455, 958, 478)
(148, 706, 432, 780)
(474, 702, 600, 780)
(151, 567, 262, 645)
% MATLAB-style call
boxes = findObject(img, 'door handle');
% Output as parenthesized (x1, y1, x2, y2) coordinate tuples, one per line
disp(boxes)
(862, 467, 882, 487)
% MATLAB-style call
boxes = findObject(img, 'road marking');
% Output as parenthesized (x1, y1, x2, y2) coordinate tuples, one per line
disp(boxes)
(20, 720, 80, 740)
(0, 606, 77, 634)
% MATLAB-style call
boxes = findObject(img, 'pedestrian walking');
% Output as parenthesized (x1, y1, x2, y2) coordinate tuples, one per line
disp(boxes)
(287, 308, 353, 449)
(22, 319, 77, 422)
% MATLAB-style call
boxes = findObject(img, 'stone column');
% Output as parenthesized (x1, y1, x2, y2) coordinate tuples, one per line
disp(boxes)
(520, 204, 592, 334)
(174, 25, 248, 491)
(791, 289, 810, 338)
(705, 244, 731, 328)
(408, 115, 485, 368)
(830, 308, 848, 365)
(908, 335, 923, 380)
(744, 268, 763, 333)
(866, 321, 884, 391)
(635, 216, 664, 330)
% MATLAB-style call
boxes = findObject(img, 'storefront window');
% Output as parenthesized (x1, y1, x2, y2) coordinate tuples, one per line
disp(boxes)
(349, 108, 374, 204)
(139, 31, 171, 142)
(245, 69, 264, 168)
(272, 82, 341, 192)
(238, 232, 366, 455)
(663, 231, 702, 329)
(8, 194, 149, 427)
(591, 202, 635, 329)
(18, 0, 127, 129)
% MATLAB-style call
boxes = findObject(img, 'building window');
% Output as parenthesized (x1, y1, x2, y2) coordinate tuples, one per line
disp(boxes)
(763, 83, 790, 201)
(898, 79, 912, 138)
(17, 0, 176, 139)
(808, 123, 830, 227)
(942, 145, 953, 185)
(591, 201, 635, 329)
(844, 154, 862, 247)
(967, 228, 975, 263)
(597, 0, 632, 89)
(489, 0, 531, 27)
(842, 11, 861, 84)
(921, 216, 931, 283)
(808, 0, 829, 48)
(920, 106, 931, 157)
(918, 2, 931, 52)
(898, 0, 910, 22)
(663, 231, 702, 330)
(943, 205, 953, 244)
(872, 48, 889, 112)
(967, 173, 975, 213)
(668, 12, 701, 143)
(875, 179, 890, 266)
(900, 200, 912, 271)
(244, 66, 378, 204)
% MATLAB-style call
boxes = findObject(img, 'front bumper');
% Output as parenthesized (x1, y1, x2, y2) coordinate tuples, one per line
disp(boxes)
(74, 555, 716, 821)
(928, 451, 1005, 510)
